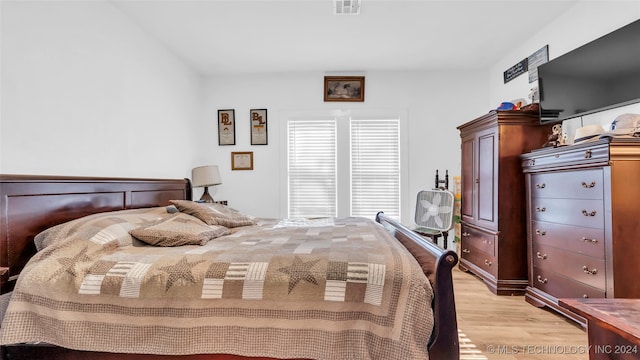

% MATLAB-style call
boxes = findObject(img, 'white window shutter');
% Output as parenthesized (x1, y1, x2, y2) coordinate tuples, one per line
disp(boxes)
(350, 119, 400, 219)
(287, 119, 337, 218)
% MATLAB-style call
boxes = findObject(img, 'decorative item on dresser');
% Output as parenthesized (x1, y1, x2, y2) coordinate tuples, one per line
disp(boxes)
(457, 110, 553, 295)
(521, 137, 640, 327)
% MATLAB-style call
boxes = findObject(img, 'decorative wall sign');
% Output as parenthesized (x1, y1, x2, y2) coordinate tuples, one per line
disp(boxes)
(528, 45, 549, 83)
(231, 151, 253, 170)
(503, 58, 528, 84)
(250, 109, 268, 145)
(324, 76, 365, 102)
(218, 109, 236, 146)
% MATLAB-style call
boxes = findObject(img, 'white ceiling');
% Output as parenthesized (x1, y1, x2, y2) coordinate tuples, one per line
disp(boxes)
(112, 0, 579, 75)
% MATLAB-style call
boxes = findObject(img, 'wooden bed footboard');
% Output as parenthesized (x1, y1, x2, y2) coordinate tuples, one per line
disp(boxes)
(0, 175, 459, 360)
(376, 212, 459, 360)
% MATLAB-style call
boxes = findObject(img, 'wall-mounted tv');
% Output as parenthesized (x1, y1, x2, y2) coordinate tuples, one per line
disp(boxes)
(538, 19, 640, 123)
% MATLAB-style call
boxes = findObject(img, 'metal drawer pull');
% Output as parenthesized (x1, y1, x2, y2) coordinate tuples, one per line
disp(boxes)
(536, 183, 546, 189)
(581, 237, 598, 243)
(582, 266, 598, 275)
(535, 229, 546, 236)
(583, 294, 589, 299)
(537, 275, 548, 284)
(484, 260, 492, 266)
(462, 248, 471, 254)
(536, 252, 547, 260)
(536, 206, 546, 212)
(581, 181, 596, 188)
(462, 232, 470, 237)
(584, 149, 592, 159)
(582, 210, 597, 217)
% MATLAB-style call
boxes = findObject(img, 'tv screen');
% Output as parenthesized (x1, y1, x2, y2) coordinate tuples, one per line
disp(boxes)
(538, 19, 640, 123)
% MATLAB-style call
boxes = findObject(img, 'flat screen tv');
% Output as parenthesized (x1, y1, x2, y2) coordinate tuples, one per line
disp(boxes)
(538, 19, 640, 123)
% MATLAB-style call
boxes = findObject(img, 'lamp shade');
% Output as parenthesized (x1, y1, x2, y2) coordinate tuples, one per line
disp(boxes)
(192, 165, 222, 187)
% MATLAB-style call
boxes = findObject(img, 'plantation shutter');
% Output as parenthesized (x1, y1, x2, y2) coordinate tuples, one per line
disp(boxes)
(350, 118, 400, 218)
(287, 119, 337, 218)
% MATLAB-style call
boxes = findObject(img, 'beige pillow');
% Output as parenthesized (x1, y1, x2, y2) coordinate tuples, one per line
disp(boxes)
(129, 213, 229, 246)
(170, 200, 255, 228)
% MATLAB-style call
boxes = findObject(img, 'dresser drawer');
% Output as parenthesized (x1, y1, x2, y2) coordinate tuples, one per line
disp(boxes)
(531, 169, 603, 199)
(532, 267, 605, 299)
(531, 198, 604, 228)
(531, 220, 605, 259)
(533, 243, 605, 290)
(460, 225, 495, 256)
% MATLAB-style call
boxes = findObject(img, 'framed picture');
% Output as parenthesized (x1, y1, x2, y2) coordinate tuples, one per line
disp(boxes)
(218, 109, 236, 145)
(250, 108, 268, 145)
(324, 76, 365, 102)
(231, 151, 253, 170)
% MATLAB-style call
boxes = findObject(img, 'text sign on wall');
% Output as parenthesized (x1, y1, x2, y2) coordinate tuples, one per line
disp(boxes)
(503, 58, 528, 84)
(528, 45, 549, 83)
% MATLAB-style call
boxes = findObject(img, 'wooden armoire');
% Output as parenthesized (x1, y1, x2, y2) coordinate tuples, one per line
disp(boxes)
(457, 110, 552, 295)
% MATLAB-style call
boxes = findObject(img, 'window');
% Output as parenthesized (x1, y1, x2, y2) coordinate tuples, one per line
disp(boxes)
(287, 115, 400, 219)
(287, 119, 336, 218)
(350, 119, 400, 218)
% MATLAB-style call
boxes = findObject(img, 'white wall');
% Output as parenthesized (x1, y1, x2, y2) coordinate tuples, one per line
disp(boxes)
(489, 2, 640, 108)
(0, 1, 204, 179)
(203, 71, 487, 221)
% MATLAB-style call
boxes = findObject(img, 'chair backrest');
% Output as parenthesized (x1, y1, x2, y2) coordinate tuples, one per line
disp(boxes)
(414, 189, 455, 232)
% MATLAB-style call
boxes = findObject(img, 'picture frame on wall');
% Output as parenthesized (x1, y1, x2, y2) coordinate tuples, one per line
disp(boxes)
(231, 151, 253, 170)
(218, 109, 236, 146)
(250, 108, 268, 145)
(324, 76, 365, 102)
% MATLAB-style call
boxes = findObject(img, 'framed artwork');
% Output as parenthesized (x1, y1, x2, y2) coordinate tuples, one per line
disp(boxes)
(218, 109, 236, 145)
(250, 108, 268, 145)
(324, 76, 365, 102)
(231, 151, 253, 170)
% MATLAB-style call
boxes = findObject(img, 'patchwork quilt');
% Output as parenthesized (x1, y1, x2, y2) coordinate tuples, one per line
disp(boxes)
(0, 207, 434, 360)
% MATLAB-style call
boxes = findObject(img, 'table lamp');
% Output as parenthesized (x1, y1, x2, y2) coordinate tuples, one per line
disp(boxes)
(192, 165, 222, 203)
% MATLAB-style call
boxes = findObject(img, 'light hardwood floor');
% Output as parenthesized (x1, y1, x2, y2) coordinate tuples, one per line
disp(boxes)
(453, 267, 590, 360)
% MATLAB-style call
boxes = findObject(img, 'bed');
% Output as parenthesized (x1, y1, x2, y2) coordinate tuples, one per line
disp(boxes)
(0, 175, 459, 360)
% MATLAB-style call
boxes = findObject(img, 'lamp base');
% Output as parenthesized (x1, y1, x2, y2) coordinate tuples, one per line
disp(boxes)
(199, 186, 215, 203)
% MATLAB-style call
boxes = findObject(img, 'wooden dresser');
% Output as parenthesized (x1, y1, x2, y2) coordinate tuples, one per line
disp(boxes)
(521, 138, 640, 326)
(457, 110, 552, 295)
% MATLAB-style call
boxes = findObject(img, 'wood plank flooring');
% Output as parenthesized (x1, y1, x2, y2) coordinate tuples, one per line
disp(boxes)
(453, 267, 590, 360)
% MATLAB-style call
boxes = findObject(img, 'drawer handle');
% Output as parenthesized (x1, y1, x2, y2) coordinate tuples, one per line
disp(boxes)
(582, 210, 597, 217)
(584, 149, 592, 159)
(536, 206, 546, 212)
(536, 183, 546, 189)
(535, 229, 546, 236)
(537, 275, 548, 284)
(462, 248, 471, 254)
(583, 294, 589, 299)
(536, 252, 547, 260)
(581, 237, 598, 243)
(462, 232, 471, 237)
(482, 239, 492, 245)
(529, 159, 536, 166)
(484, 260, 492, 266)
(582, 266, 598, 275)
(581, 181, 596, 188)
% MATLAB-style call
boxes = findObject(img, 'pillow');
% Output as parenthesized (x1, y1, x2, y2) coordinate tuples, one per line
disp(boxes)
(129, 213, 230, 246)
(170, 200, 255, 228)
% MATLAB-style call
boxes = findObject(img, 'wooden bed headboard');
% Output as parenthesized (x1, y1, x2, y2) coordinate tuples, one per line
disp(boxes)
(0, 175, 192, 294)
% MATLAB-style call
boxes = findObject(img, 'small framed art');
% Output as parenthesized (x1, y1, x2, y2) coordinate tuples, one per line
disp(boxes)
(324, 76, 365, 102)
(250, 108, 268, 145)
(231, 151, 253, 170)
(218, 109, 236, 145)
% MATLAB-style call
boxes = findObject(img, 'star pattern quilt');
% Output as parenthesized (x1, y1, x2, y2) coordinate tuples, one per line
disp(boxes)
(0, 207, 434, 360)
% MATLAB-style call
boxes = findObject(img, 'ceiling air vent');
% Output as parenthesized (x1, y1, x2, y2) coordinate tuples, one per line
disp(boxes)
(334, 0, 361, 15)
